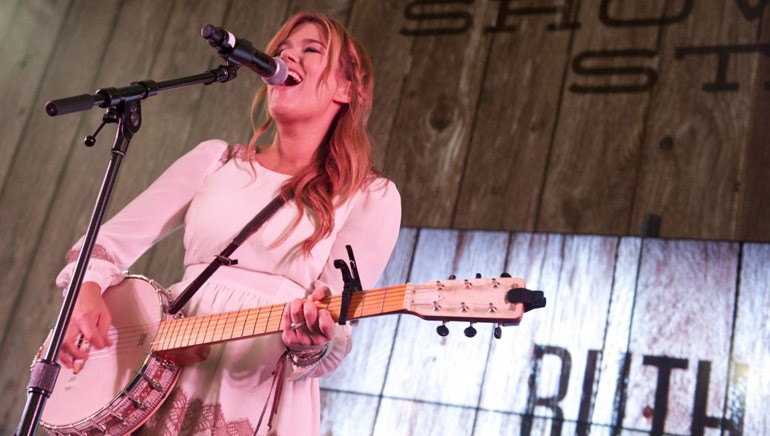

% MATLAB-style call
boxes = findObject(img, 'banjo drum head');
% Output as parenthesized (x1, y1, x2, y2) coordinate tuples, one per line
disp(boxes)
(42, 276, 166, 427)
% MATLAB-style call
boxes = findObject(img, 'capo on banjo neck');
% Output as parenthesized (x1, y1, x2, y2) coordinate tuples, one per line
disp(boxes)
(333, 245, 363, 325)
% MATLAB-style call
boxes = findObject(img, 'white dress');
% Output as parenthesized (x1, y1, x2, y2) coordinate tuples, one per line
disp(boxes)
(56, 139, 402, 435)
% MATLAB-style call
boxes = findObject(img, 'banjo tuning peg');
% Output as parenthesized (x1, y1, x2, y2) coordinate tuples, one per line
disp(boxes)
(436, 322, 449, 337)
(464, 324, 477, 338)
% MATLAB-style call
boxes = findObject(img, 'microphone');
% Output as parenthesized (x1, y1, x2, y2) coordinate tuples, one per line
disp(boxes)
(201, 24, 288, 86)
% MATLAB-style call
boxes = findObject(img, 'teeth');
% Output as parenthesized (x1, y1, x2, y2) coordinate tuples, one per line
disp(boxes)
(287, 70, 302, 85)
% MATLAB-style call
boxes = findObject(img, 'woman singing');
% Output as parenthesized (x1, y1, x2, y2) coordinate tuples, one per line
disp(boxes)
(56, 12, 401, 435)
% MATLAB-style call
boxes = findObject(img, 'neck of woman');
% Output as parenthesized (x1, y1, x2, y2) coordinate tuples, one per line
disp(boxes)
(258, 123, 329, 176)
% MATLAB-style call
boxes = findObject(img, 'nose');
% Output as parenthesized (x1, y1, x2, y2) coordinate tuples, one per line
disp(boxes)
(280, 48, 299, 63)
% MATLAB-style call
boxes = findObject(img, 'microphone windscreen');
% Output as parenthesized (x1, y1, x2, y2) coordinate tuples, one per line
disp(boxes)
(262, 57, 288, 86)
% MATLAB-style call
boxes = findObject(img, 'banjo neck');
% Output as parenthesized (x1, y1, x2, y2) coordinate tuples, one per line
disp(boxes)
(151, 276, 531, 353)
(152, 285, 409, 352)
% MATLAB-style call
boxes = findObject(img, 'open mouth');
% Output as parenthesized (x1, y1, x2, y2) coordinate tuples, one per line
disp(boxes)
(283, 70, 302, 86)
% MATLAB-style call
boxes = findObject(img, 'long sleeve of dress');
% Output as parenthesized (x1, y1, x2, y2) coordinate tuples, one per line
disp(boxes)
(55, 140, 228, 292)
(291, 179, 402, 379)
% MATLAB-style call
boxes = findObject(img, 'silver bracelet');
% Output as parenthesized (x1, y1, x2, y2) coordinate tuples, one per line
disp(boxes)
(287, 343, 330, 367)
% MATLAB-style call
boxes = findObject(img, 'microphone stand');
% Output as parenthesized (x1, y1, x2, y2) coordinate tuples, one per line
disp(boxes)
(16, 63, 240, 436)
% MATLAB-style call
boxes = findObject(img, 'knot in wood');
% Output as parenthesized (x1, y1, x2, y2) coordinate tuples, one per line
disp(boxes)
(428, 95, 457, 132)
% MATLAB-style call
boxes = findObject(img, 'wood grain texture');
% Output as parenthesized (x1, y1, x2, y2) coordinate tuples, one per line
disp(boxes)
(631, 0, 762, 240)
(536, 0, 664, 235)
(347, 0, 414, 171)
(0, 0, 69, 193)
(622, 239, 739, 433)
(591, 236, 641, 425)
(733, 243, 770, 434)
(474, 410, 585, 436)
(320, 390, 380, 436)
(320, 227, 418, 394)
(735, 16, 770, 241)
(289, 0, 351, 23)
(372, 398, 476, 436)
(0, 0, 119, 358)
(0, 0, 23, 47)
(481, 234, 618, 421)
(384, 0, 495, 228)
(453, 2, 573, 231)
(382, 228, 509, 406)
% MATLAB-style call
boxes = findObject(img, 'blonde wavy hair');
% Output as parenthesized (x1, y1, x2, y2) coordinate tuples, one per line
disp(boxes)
(246, 12, 378, 254)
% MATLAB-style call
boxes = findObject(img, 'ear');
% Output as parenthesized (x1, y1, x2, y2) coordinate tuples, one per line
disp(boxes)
(333, 79, 352, 104)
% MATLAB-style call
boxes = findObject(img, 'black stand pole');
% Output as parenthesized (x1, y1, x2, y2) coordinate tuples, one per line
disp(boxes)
(15, 64, 240, 436)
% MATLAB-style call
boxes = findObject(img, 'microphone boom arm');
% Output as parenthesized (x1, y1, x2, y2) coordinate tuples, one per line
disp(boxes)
(45, 64, 240, 116)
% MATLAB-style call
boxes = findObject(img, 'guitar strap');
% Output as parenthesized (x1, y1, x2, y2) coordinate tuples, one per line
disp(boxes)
(167, 188, 294, 314)
(166, 188, 297, 435)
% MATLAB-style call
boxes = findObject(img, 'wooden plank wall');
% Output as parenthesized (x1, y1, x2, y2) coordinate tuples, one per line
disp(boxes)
(2, 0, 762, 244)
(0, 0, 769, 434)
(320, 228, 770, 435)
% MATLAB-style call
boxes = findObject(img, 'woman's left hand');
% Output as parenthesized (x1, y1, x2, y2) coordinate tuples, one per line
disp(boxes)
(282, 287, 335, 350)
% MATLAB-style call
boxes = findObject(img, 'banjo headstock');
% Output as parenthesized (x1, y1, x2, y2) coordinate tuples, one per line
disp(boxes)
(401, 277, 541, 325)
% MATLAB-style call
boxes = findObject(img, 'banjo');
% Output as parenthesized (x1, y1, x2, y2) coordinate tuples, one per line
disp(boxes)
(38, 274, 543, 435)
